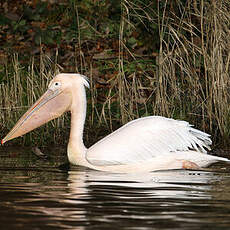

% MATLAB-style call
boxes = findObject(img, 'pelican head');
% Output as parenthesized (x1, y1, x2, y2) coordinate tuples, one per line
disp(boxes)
(2, 73, 89, 144)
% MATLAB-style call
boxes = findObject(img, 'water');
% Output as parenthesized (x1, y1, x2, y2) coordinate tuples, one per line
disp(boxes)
(1, 147, 230, 230)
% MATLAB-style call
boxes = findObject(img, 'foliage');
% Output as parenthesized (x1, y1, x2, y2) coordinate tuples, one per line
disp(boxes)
(0, 0, 230, 148)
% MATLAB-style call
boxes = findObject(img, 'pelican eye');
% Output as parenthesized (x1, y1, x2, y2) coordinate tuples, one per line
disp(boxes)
(52, 82, 62, 89)
(54, 82, 61, 87)
(49, 81, 62, 91)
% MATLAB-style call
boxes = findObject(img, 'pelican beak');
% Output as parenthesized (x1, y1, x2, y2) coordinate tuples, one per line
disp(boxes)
(2, 88, 71, 144)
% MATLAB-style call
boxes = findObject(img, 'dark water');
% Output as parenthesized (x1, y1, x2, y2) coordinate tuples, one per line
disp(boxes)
(1, 147, 230, 230)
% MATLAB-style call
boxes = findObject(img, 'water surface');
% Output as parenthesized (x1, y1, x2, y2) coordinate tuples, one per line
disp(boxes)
(1, 147, 230, 229)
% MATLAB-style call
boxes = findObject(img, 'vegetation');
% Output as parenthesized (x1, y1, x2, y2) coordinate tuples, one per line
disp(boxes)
(0, 0, 230, 148)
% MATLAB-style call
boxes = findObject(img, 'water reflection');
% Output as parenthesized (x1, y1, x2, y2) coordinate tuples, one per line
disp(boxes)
(68, 169, 214, 196)
(0, 148, 230, 229)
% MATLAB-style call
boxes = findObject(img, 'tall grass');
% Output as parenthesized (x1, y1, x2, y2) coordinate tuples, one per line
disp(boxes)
(115, 0, 230, 144)
(155, 0, 230, 144)
(1, 0, 230, 146)
(0, 53, 70, 146)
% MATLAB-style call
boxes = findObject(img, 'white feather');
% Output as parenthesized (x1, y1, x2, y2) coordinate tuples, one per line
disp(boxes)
(80, 74, 90, 88)
(86, 116, 213, 166)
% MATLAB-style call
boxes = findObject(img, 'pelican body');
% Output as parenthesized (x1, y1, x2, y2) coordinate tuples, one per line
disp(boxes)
(2, 74, 229, 173)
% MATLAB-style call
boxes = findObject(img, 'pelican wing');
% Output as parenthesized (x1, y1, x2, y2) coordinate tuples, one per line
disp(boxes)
(86, 116, 212, 166)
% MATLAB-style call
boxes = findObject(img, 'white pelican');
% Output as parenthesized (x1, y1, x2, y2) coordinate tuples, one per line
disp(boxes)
(2, 73, 229, 173)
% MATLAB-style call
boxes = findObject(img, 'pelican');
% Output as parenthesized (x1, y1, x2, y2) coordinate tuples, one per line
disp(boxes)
(2, 73, 229, 173)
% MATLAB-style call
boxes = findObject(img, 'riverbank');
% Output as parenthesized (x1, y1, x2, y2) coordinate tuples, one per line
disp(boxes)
(1, 1, 230, 148)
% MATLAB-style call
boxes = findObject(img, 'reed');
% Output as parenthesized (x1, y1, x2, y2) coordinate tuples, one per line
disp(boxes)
(1, 0, 230, 147)
(155, 0, 230, 144)
(0, 53, 70, 146)
(115, 0, 230, 145)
